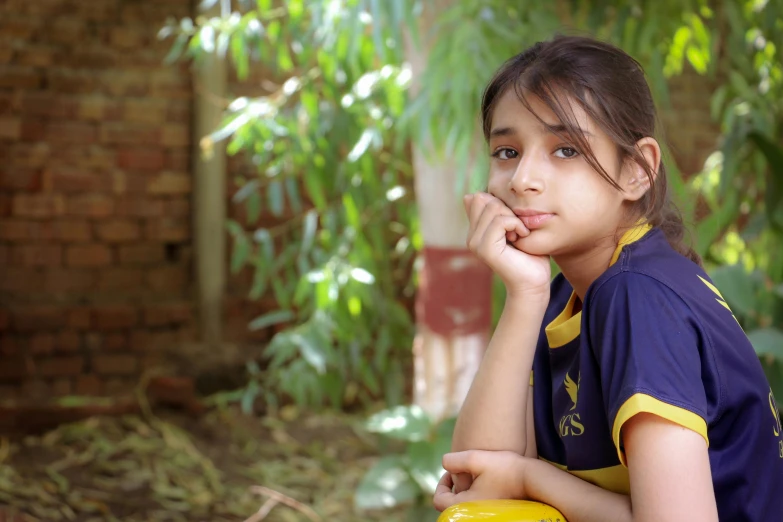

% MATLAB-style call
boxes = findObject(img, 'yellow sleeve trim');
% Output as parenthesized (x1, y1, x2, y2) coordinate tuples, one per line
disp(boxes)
(612, 393, 708, 467)
(529, 371, 534, 386)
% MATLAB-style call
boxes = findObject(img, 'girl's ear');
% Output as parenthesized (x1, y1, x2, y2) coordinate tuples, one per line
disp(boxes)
(622, 137, 661, 202)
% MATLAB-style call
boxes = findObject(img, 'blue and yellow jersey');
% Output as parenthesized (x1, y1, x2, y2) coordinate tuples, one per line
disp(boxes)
(531, 224, 783, 521)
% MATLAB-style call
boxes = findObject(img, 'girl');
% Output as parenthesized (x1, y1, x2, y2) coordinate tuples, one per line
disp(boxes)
(432, 35, 783, 521)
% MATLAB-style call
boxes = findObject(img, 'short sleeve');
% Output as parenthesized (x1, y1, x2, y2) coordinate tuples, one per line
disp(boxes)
(587, 273, 709, 466)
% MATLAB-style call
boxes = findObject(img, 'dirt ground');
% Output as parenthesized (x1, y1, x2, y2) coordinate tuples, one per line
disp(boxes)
(0, 404, 431, 522)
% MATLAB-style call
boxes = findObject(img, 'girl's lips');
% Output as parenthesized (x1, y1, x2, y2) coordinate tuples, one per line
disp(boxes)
(518, 213, 554, 230)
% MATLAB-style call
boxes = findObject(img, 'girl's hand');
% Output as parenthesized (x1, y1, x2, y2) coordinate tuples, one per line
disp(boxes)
(464, 193, 551, 299)
(432, 450, 528, 512)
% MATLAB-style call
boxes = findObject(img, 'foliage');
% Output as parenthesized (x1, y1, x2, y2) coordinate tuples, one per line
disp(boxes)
(162, 0, 783, 408)
(161, 0, 423, 409)
(355, 406, 455, 522)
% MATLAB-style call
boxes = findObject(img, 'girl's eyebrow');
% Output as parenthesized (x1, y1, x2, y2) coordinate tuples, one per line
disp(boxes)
(489, 124, 593, 139)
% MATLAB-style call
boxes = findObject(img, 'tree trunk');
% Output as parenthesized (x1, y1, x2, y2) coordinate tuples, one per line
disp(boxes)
(406, 12, 493, 422)
(192, 0, 228, 348)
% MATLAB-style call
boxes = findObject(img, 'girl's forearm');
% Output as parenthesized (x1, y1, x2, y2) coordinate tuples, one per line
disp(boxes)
(452, 297, 547, 455)
(526, 459, 632, 522)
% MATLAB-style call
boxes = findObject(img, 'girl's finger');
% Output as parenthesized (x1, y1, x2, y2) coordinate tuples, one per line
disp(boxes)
(506, 231, 518, 242)
(481, 216, 528, 250)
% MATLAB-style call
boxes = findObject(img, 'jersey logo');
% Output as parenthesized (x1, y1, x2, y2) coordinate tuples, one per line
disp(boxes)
(560, 372, 584, 437)
(698, 275, 739, 325)
(565, 371, 580, 410)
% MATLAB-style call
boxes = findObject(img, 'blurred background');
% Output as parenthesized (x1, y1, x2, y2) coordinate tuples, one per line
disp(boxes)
(0, 0, 782, 521)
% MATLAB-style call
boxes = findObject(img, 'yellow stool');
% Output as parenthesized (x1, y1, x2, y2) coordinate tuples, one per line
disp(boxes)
(437, 499, 566, 521)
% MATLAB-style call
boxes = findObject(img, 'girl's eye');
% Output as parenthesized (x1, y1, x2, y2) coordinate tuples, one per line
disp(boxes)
(554, 147, 579, 159)
(491, 148, 518, 160)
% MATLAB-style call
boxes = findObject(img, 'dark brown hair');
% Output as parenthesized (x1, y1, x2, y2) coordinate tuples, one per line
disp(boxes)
(481, 34, 701, 265)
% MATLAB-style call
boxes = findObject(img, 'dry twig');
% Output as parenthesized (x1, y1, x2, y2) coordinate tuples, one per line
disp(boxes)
(249, 486, 322, 522)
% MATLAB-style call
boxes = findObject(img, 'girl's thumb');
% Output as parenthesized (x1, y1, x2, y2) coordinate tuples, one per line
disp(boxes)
(442, 451, 482, 474)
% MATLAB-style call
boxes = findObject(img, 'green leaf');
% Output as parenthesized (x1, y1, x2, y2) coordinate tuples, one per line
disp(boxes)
(365, 405, 432, 442)
(708, 264, 760, 318)
(230, 232, 249, 274)
(291, 331, 326, 374)
(748, 328, 783, 361)
(267, 180, 285, 217)
(303, 170, 328, 211)
(285, 176, 303, 214)
(354, 456, 418, 510)
(301, 209, 318, 254)
(343, 193, 360, 229)
(248, 309, 295, 331)
(407, 438, 449, 494)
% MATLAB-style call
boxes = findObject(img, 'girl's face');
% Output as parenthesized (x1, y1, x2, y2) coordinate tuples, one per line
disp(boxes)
(487, 89, 639, 260)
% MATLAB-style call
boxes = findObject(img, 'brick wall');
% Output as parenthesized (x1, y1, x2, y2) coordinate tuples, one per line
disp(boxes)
(0, 0, 195, 402)
(0, 0, 722, 404)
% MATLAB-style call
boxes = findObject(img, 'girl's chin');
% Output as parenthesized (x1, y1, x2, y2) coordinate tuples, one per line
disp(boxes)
(514, 233, 557, 257)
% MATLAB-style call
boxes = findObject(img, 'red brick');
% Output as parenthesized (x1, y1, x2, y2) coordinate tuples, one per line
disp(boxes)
(92, 354, 137, 376)
(0, 356, 34, 382)
(6, 143, 50, 169)
(49, 167, 110, 193)
(66, 244, 113, 267)
(165, 199, 190, 216)
(20, 119, 47, 141)
(145, 218, 189, 241)
(44, 268, 96, 293)
(95, 219, 140, 243)
(64, 48, 115, 69)
(46, 122, 97, 144)
(51, 219, 92, 242)
(48, 69, 99, 94)
(118, 243, 165, 265)
(97, 268, 144, 290)
(85, 332, 102, 351)
(100, 123, 160, 146)
(161, 124, 189, 147)
(52, 378, 73, 396)
(49, 18, 86, 44)
(19, 92, 76, 119)
(0, 220, 40, 242)
(0, 194, 10, 217)
(0, 335, 17, 355)
(77, 96, 120, 121)
(0, 117, 21, 140)
(68, 307, 91, 329)
(0, 168, 43, 191)
(101, 73, 149, 97)
(165, 150, 190, 170)
(92, 305, 138, 330)
(66, 194, 114, 217)
(0, 16, 40, 38)
(12, 307, 66, 331)
(29, 333, 55, 355)
(12, 194, 65, 218)
(110, 26, 148, 49)
(0, 244, 7, 265)
(116, 197, 164, 217)
(116, 148, 165, 170)
(0, 267, 42, 295)
(104, 377, 135, 395)
(21, 379, 50, 400)
(0, 67, 44, 89)
(147, 266, 188, 293)
(147, 172, 191, 195)
(75, 374, 104, 395)
(104, 333, 128, 351)
(0, 310, 8, 331)
(11, 244, 62, 266)
(122, 98, 168, 124)
(56, 331, 81, 352)
(16, 45, 61, 68)
(167, 100, 190, 123)
(38, 356, 84, 377)
(144, 302, 194, 327)
(150, 72, 190, 99)
(132, 330, 176, 352)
